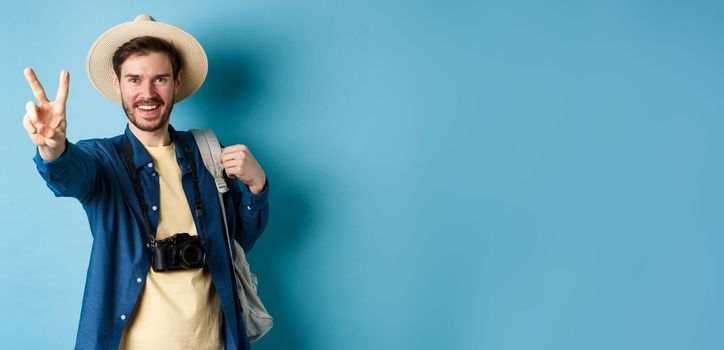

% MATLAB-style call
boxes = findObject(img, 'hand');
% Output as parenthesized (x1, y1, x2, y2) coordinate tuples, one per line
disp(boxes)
(219, 144, 267, 194)
(22, 68, 69, 160)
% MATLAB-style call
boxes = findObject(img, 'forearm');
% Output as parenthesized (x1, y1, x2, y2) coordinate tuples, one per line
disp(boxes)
(34, 140, 100, 203)
(234, 180, 270, 252)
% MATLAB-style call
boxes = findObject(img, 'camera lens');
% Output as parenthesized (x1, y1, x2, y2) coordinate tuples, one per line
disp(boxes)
(179, 243, 204, 268)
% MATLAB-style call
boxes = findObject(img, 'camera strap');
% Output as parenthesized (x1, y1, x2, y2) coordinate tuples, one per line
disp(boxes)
(121, 133, 206, 248)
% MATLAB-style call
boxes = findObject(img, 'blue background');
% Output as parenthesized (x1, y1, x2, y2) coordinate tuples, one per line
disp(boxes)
(1, 1, 723, 349)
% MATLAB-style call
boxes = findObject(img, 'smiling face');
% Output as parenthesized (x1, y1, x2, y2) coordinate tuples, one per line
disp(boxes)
(113, 51, 181, 133)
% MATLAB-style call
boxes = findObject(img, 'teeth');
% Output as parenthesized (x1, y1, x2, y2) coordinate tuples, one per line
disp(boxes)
(137, 105, 159, 110)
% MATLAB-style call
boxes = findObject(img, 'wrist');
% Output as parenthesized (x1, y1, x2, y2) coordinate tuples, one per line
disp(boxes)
(38, 141, 66, 161)
(248, 177, 267, 195)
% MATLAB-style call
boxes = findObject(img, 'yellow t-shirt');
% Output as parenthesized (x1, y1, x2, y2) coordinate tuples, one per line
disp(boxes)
(119, 143, 223, 350)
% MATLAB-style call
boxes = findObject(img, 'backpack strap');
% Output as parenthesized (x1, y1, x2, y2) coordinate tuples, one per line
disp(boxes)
(190, 129, 233, 259)
(190, 129, 229, 193)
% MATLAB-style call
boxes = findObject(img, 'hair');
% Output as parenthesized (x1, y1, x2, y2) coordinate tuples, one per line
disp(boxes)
(112, 36, 182, 80)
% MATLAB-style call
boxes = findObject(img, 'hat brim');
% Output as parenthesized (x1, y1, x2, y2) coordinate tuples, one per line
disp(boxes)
(86, 18, 208, 105)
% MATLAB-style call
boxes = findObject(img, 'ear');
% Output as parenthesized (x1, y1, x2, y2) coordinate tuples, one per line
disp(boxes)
(112, 70, 121, 94)
(174, 69, 182, 93)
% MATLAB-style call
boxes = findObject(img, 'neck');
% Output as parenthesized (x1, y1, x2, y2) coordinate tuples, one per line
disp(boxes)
(128, 123, 172, 147)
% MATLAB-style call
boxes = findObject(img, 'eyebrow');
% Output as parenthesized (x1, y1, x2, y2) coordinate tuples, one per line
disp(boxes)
(123, 73, 171, 79)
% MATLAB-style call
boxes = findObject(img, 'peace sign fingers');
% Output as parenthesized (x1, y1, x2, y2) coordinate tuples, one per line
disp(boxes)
(21, 68, 69, 160)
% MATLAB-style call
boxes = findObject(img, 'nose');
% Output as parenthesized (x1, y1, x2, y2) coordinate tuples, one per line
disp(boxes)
(139, 79, 158, 99)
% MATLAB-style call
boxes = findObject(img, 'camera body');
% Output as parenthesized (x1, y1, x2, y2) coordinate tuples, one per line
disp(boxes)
(151, 233, 206, 272)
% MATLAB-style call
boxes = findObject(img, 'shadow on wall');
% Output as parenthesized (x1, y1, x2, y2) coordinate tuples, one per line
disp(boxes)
(188, 34, 316, 348)
(190, 48, 267, 129)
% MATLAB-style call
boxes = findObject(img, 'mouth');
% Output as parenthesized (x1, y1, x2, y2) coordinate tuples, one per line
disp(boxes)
(135, 103, 162, 117)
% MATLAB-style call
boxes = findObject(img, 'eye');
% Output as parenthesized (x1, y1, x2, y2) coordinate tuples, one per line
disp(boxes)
(128, 78, 139, 84)
(154, 77, 168, 84)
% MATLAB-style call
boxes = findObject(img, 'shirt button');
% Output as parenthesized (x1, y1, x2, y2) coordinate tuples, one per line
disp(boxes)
(247, 206, 251, 211)
(136, 277, 142, 283)
(120, 314, 127, 320)
(151, 172, 157, 177)
(147, 163, 153, 168)
(152, 205, 158, 211)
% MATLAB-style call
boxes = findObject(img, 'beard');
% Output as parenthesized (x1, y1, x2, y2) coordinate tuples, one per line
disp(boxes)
(121, 93, 175, 132)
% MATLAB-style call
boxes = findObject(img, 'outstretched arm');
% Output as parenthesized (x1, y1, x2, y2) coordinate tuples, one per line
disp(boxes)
(25, 68, 101, 203)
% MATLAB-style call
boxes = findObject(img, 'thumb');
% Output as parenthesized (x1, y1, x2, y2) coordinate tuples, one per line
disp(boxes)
(40, 124, 57, 139)
(41, 126, 65, 149)
(37, 124, 46, 136)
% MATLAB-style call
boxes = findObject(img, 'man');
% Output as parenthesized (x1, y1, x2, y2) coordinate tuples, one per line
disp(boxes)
(23, 15, 269, 350)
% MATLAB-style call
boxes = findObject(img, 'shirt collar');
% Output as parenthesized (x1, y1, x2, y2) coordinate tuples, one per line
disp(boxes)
(123, 124, 191, 174)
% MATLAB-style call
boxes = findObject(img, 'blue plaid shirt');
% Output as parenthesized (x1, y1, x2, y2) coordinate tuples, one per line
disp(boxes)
(33, 125, 269, 350)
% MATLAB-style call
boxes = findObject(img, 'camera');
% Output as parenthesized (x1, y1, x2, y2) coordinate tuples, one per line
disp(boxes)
(151, 233, 206, 272)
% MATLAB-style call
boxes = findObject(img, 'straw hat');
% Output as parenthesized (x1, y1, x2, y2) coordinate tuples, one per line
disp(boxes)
(86, 15, 208, 104)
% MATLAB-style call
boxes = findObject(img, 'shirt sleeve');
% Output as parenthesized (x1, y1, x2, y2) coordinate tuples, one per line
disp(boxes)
(33, 139, 102, 204)
(228, 177, 270, 252)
